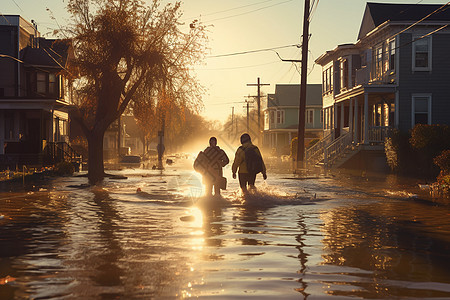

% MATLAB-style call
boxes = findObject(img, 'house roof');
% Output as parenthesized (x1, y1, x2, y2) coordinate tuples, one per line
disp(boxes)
(358, 2, 450, 40)
(267, 84, 322, 108)
(21, 39, 72, 69)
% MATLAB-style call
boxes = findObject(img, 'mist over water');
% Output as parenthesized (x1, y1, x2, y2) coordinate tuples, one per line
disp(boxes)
(1, 157, 450, 299)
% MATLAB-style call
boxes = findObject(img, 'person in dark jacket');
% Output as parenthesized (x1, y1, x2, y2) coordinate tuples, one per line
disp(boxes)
(194, 137, 229, 197)
(232, 133, 267, 193)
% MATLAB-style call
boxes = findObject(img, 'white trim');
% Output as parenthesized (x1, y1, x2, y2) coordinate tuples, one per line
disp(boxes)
(306, 108, 314, 125)
(412, 35, 432, 72)
(395, 91, 399, 128)
(411, 93, 432, 127)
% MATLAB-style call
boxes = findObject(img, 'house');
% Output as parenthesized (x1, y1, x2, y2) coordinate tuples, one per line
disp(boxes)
(263, 84, 323, 155)
(0, 15, 77, 168)
(313, 2, 450, 169)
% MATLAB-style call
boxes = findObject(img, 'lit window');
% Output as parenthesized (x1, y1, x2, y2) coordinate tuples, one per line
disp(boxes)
(389, 40, 396, 71)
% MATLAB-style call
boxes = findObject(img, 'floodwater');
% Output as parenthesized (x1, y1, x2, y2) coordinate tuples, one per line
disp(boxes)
(1, 158, 450, 299)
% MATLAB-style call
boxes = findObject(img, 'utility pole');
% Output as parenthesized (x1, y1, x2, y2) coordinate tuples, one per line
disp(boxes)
(296, 0, 310, 170)
(117, 115, 121, 158)
(247, 77, 269, 144)
(231, 106, 234, 138)
(246, 100, 250, 132)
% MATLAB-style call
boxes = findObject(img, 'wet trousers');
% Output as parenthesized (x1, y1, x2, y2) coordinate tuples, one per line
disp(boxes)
(238, 172, 257, 192)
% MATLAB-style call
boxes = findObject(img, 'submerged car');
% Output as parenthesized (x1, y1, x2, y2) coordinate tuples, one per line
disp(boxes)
(119, 155, 142, 168)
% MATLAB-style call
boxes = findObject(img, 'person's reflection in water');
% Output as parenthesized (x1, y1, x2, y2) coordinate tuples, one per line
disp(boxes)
(90, 189, 125, 298)
(295, 214, 310, 298)
(202, 206, 225, 250)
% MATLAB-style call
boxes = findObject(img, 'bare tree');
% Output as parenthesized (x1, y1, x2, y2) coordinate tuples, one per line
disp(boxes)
(66, 0, 207, 183)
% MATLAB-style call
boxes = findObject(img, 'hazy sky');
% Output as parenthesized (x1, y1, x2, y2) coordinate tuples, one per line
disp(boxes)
(2, 0, 449, 122)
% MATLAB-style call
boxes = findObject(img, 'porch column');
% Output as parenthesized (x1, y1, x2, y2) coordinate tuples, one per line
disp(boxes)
(288, 132, 292, 145)
(333, 103, 337, 139)
(50, 107, 54, 143)
(349, 98, 353, 142)
(364, 92, 369, 144)
(354, 98, 359, 143)
(275, 132, 278, 150)
(395, 90, 399, 128)
(14, 111, 20, 139)
(340, 102, 344, 136)
(0, 111, 4, 154)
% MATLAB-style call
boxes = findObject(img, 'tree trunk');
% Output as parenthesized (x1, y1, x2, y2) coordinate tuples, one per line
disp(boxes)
(87, 130, 106, 185)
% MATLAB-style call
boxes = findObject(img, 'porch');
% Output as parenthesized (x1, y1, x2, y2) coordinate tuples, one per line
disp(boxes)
(308, 87, 396, 169)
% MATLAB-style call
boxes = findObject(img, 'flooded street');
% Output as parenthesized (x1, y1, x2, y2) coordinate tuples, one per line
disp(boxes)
(1, 158, 450, 299)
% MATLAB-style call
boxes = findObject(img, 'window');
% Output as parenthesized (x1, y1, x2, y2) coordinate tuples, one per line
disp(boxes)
(37, 73, 46, 94)
(412, 94, 431, 126)
(322, 66, 333, 94)
(276, 110, 285, 124)
(49, 74, 56, 95)
(270, 111, 275, 124)
(389, 40, 396, 72)
(374, 44, 383, 78)
(413, 36, 431, 71)
(320, 109, 324, 124)
(306, 109, 314, 125)
(340, 59, 348, 90)
(4, 114, 14, 140)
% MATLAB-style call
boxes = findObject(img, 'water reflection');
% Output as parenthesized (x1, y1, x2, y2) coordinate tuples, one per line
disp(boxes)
(320, 200, 450, 298)
(89, 189, 124, 296)
(295, 214, 310, 298)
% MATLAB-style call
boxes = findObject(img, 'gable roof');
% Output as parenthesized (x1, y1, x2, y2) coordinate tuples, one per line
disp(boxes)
(267, 84, 322, 108)
(21, 39, 72, 69)
(358, 2, 450, 40)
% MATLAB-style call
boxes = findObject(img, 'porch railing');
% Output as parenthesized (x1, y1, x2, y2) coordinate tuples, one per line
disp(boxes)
(324, 132, 353, 168)
(305, 133, 332, 166)
(45, 142, 82, 165)
(368, 126, 392, 144)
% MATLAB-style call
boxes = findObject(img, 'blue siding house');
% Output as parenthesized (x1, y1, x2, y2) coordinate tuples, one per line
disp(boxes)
(313, 2, 450, 169)
(263, 84, 322, 155)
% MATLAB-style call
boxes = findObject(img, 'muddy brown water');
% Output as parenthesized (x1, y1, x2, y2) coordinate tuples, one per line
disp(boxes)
(1, 159, 449, 299)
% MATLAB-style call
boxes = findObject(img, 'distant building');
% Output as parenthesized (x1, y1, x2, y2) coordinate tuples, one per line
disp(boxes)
(313, 2, 450, 169)
(0, 15, 76, 168)
(263, 84, 322, 155)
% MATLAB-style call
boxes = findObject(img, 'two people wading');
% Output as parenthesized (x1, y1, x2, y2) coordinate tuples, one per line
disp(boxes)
(194, 134, 267, 197)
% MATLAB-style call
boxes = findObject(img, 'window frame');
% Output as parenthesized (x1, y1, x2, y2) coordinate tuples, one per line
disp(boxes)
(276, 110, 285, 124)
(389, 39, 396, 73)
(412, 35, 432, 72)
(306, 109, 314, 125)
(411, 93, 432, 127)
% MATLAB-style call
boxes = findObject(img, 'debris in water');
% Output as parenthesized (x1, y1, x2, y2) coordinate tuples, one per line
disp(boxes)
(180, 215, 195, 222)
(0, 275, 16, 285)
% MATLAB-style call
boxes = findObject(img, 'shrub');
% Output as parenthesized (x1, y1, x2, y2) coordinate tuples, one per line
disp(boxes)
(408, 124, 450, 177)
(434, 150, 450, 176)
(410, 124, 450, 157)
(54, 161, 75, 176)
(384, 129, 411, 173)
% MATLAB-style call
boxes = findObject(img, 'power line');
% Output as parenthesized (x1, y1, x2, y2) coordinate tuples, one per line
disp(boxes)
(386, 1, 450, 42)
(207, 44, 299, 58)
(203, 0, 294, 23)
(182, 0, 276, 21)
(197, 60, 279, 71)
(10, 0, 23, 12)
